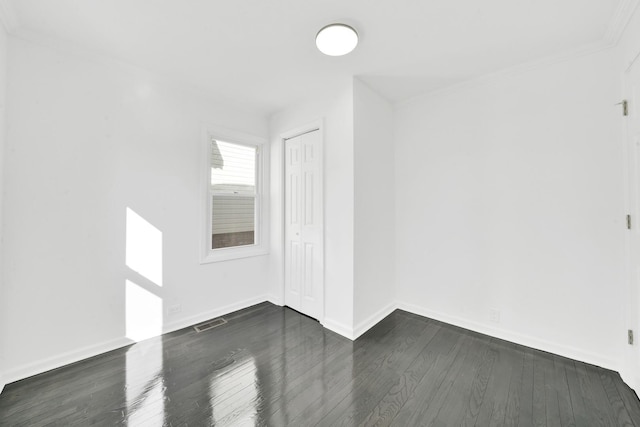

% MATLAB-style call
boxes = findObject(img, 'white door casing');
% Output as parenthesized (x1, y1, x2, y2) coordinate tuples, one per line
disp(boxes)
(284, 128, 324, 321)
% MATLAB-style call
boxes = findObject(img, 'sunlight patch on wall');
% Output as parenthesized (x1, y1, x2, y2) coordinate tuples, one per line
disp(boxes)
(126, 280, 162, 342)
(126, 207, 163, 287)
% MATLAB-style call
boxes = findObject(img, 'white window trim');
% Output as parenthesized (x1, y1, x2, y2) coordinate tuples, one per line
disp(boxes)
(200, 125, 269, 263)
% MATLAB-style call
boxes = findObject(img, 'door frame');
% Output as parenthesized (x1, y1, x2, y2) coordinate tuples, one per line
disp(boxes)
(279, 119, 325, 323)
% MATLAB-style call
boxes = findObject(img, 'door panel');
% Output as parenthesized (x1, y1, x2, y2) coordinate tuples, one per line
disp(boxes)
(304, 172, 314, 225)
(290, 241, 301, 295)
(304, 243, 314, 298)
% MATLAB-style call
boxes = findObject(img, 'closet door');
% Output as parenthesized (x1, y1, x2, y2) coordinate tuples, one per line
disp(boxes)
(284, 130, 323, 320)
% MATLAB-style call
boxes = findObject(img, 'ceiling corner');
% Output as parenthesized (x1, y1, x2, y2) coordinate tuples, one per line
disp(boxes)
(603, 0, 640, 46)
(0, 0, 19, 34)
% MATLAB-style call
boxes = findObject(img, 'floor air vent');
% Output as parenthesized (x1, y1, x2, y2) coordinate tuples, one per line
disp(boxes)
(194, 317, 227, 333)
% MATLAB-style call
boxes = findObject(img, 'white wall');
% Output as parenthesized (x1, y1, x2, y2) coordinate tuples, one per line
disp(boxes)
(353, 79, 395, 335)
(395, 48, 624, 370)
(269, 78, 355, 337)
(0, 22, 8, 393)
(1, 37, 270, 383)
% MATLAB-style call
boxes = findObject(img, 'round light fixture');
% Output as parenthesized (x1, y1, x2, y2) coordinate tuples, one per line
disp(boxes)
(316, 24, 358, 56)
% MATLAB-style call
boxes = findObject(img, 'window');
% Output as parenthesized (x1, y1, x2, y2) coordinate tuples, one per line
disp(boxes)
(211, 140, 256, 249)
(202, 127, 268, 263)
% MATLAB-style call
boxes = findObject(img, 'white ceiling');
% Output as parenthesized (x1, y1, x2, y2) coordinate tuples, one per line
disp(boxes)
(2, 0, 625, 115)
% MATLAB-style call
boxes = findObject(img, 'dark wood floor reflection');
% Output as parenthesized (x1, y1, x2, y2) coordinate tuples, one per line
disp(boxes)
(1, 303, 640, 426)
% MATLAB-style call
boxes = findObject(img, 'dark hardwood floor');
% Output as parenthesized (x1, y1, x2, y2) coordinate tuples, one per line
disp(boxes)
(1, 302, 640, 426)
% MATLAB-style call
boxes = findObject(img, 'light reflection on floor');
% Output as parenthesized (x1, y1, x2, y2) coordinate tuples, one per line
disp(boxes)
(208, 351, 261, 425)
(125, 341, 165, 426)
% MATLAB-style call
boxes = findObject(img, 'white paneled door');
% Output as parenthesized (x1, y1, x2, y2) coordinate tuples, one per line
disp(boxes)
(626, 56, 640, 385)
(285, 129, 323, 321)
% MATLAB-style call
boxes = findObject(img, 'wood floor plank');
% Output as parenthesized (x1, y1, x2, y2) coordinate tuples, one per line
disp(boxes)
(460, 341, 497, 426)
(134, 307, 311, 426)
(503, 344, 526, 426)
(479, 340, 520, 427)
(427, 335, 494, 426)
(387, 326, 466, 426)
(552, 355, 576, 427)
(314, 315, 434, 426)
(565, 354, 607, 426)
(401, 331, 489, 426)
(251, 331, 354, 423)
(520, 350, 535, 427)
(532, 351, 548, 427)
(613, 370, 640, 426)
(281, 312, 419, 426)
(2, 303, 639, 426)
(358, 322, 442, 426)
(576, 361, 615, 426)
(539, 353, 561, 427)
(598, 369, 635, 427)
(166, 313, 338, 426)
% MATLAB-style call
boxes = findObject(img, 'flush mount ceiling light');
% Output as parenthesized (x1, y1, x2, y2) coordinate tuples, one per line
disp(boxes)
(316, 24, 358, 56)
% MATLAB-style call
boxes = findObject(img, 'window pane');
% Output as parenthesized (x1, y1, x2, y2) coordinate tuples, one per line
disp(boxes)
(211, 195, 255, 249)
(211, 139, 256, 196)
(210, 138, 257, 250)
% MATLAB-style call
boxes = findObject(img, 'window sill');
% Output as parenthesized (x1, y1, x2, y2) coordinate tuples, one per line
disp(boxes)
(200, 245, 269, 264)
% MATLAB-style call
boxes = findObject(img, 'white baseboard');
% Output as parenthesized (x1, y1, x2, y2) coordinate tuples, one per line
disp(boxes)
(322, 303, 398, 341)
(266, 293, 284, 306)
(353, 302, 397, 339)
(2, 297, 626, 393)
(3, 336, 133, 386)
(619, 368, 640, 394)
(162, 295, 270, 334)
(397, 301, 619, 372)
(322, 318, 355, 340)
(3, 296, 272, 387)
